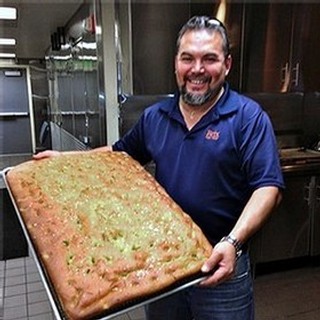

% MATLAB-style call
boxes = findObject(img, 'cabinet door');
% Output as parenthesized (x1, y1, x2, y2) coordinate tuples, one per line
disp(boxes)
(292, 3, 320, 92)
(0, 189, 29, 259)
(243, 3, 320, 93)
(243, 3, 293, 93)
(0, 68, 33, 154)
(257, 175, 311, 263)
(311, 176, 320, 256)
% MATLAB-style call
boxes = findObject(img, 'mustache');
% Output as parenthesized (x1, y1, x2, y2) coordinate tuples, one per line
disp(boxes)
(184, 75, 211, 83)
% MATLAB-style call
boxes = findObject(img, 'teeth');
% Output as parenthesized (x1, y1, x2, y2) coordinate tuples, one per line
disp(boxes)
(190, 79, 205, 84)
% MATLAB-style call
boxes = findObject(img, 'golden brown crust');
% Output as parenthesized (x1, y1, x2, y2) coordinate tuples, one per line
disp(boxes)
(6, 151, 212, 320)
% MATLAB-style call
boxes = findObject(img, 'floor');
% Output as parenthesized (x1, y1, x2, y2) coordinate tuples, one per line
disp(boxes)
(0, 255, 319, 320)
(0, 254, 146, 320)
(254, 260, 320, 320)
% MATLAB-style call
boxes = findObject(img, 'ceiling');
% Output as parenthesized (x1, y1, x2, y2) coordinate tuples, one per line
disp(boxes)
(0, 0, 83, 59)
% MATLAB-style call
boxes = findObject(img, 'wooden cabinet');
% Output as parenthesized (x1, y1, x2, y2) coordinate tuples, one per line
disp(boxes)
(310, 176, 320, 256)
(251, 174, 311, 264)
(242, 3, 320, 93)
(250, 171, 320, 265)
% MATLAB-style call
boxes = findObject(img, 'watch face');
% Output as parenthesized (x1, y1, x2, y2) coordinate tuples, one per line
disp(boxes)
(220, 235, 242, 259)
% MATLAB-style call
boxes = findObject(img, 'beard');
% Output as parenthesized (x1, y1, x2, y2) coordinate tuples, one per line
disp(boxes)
(179, 83, 220, 107)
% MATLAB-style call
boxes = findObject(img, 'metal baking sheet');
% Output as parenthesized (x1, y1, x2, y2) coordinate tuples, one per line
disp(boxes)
(1, 167, 208, 320)
(2, 167, 64, 320)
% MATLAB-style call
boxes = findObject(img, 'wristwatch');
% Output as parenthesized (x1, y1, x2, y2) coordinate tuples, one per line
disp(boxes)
(220, 234, 243, 259)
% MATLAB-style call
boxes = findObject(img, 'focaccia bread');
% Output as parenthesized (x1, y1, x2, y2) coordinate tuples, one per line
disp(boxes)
(6, 151, 212, 320)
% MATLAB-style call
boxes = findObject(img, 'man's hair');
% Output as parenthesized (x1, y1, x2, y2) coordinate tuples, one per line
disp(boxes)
(176, 16, 230, 57)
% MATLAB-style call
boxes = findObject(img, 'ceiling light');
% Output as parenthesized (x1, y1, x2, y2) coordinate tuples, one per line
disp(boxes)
(4, 70, 21, 77)
(0, 38, 16, 45)
(0, 7, 17, 20)
(0, 53, 16, 58)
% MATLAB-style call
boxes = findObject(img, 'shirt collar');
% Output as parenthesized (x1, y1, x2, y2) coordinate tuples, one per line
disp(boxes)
(215, 83, 239, 116)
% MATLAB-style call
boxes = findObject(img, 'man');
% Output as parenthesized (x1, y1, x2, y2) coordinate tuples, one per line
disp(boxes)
(35, 16, 284, 320)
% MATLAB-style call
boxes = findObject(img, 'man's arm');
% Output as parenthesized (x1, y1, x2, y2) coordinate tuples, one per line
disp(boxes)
(33, 146, 112, 160)
(200, 186, 282, 286)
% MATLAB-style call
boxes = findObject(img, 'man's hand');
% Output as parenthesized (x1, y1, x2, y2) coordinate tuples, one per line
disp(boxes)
(33, 150, 61, 160)
(200, 241, 237, 287)
(33, 146, 112, 161)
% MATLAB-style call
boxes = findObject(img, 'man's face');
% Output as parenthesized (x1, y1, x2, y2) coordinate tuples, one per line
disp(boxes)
(175, 29, 232, 107)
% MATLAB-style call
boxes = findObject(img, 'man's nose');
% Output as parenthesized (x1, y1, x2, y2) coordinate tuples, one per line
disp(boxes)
(192, 60, 205, 73)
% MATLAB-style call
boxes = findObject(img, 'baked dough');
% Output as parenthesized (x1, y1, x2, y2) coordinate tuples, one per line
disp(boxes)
(6, 151, 212, 320)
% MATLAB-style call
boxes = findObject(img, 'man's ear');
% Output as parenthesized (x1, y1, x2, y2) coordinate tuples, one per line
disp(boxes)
(225, 54, 232, 76)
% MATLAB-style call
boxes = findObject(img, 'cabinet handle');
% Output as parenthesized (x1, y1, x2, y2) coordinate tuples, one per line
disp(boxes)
(316, 185, 320, 202)
(292, 62, 300, 87)
(281, 62, 289, 83)
(281, 62, 290, 92)
(304, 183, 311, 205)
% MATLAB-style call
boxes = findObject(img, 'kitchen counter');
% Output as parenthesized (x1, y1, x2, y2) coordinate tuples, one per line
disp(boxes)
(282, 163, 320, 175)
(280, 148, 320, 175)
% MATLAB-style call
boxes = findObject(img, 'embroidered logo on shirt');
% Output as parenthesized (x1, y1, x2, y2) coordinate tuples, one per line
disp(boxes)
(205, 129, 220, 140)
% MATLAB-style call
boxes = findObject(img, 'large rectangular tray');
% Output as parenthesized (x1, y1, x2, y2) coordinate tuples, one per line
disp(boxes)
(1, 167, 207, 320)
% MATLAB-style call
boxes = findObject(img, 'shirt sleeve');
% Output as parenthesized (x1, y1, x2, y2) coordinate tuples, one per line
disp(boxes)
(239, 101, 285, 190)
(112, 112, 152, 165)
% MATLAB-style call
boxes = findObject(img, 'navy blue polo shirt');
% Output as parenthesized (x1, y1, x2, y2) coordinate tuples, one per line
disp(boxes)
(113, 83, 284, 245)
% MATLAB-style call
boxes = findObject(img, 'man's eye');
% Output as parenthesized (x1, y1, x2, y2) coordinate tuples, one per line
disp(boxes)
(204, 57, 218, 63)
(181, 56, 193, 63)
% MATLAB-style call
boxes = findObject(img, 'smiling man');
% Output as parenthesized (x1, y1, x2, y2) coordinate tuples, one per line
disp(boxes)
(114, 16, 284, 320)
(34, 16, 284, 320)
(175, 19, 232, 129)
